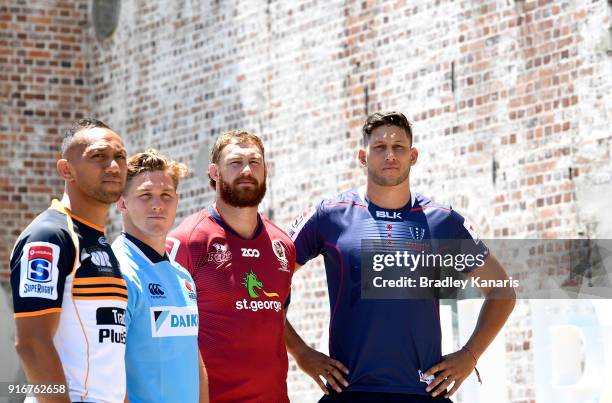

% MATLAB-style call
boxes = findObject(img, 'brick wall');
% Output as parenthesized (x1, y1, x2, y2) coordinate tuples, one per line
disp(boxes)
(0, 0, 90, 282)
(3, 0, 611, 402)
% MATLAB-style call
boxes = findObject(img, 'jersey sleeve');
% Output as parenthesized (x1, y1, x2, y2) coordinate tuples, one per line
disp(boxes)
(10, 224, 75, 317)
(287, 204, 324, 266)
(446, 209, 490, 273)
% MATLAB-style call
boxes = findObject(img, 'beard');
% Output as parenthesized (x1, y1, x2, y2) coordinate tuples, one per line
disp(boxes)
(368, 165, 411, 187)
(218, 172, 266, 207)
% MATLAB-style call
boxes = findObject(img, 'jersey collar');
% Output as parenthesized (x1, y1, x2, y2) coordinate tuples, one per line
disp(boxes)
(207, 205, 264, 240)
(122, 232, 169, 264)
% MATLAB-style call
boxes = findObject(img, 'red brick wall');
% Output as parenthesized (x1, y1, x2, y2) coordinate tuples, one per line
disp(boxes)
(0, 0, 90, 281)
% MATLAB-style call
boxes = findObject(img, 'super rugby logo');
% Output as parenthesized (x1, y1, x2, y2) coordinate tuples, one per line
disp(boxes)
(19, 242, 60, 300)
(27, 246, 53, 282)
(207, 243, 232, 264)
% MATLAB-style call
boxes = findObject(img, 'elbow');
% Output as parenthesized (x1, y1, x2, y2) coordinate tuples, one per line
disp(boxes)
(15, 336, 50, 362)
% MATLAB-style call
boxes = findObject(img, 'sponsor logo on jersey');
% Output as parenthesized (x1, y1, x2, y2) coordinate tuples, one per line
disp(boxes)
(27, 245, 53, 282)
(165, 237, 180, 260)
(206, 243, 232, 264)
(235, 270, 283, 312)
(97, 307, 126, 344)
(98, 236, 110, 246)
(182, 278, 197, 301)
(375, 210, 402, 220)
(287, 206, 315, 240)
(81, 248, 114, 273)
(241, 248, 260, 258)
(148, 283, 166, 298)
(150, 306, 199, 337)
(408, 226, 426, 240)
(272, 239, 290, 272)
(19, 242, 60, 300)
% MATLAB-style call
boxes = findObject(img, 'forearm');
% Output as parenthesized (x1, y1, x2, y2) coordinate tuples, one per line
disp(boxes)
(198, 352, 209, 403)
(16, 341, 70, 403)
(285, 318, 309, 358)
(463, 296, 515, 359)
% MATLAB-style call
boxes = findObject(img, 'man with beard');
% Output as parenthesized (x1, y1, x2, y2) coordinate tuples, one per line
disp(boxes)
(169, 130, 295, 403)
(285, 111, 515, 402)
(10, 118, 129, 402)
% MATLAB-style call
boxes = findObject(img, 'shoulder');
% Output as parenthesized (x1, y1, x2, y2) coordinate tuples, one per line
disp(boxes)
(320, 188, 367, 212)
(262, 216, 293, 243)
(412, 193, 469, 231)
(12, 209, 74, 258)
(170, 209, 217, 243)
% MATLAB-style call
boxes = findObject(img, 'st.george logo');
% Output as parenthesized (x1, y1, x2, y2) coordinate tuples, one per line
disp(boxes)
(242, 270, 278, 299)
(27, 245, 53, 282)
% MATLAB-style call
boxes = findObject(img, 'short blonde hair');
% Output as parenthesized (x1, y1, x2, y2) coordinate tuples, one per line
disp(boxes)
(208, 130, 265, 189)
(126, 148, 188, 190)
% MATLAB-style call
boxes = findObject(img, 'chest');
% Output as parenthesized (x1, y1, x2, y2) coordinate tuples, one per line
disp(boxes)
(193, 236, 292, 308)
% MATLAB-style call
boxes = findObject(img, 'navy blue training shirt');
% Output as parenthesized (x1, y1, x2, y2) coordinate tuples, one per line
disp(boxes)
(288, 187, 489, 395)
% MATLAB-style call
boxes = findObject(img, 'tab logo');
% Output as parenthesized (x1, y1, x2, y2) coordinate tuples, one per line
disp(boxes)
(150, 306, 199, 337)
(19, 242, 60, 300)
(376, 211, 402, 220)
(241, 248, 260, 258)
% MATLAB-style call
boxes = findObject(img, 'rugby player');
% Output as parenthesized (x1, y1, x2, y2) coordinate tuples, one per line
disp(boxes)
(112, 149, 208, 403)
(10, 118, 128, 402)
(168, 130, 295, 402)
(285, 111, 516, 402)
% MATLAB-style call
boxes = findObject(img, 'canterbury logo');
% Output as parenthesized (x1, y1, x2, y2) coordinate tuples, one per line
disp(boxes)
(148, 283, 165, 296)
(241, 248, 260, 258)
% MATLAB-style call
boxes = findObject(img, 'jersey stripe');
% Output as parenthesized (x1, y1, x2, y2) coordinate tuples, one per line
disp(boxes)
(13, 307, 62, 318)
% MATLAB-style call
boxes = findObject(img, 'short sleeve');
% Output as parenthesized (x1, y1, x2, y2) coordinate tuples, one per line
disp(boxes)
(10, 224, 74, 317)
(287, 204, 324, 266)
(446, 209, 490, 273)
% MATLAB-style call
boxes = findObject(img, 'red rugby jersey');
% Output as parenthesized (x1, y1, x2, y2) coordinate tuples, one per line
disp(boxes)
(168, 206, 295, 403)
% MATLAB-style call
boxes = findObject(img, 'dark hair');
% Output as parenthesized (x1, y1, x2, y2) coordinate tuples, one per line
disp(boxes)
(362, 111, 412, 146)
(208, 130, 265, 189)
(61, 118, 111, 157)
(126, 149, 188, 191)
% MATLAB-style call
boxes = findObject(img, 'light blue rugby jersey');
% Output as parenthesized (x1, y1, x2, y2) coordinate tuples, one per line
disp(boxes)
(112, 234, 199, 403)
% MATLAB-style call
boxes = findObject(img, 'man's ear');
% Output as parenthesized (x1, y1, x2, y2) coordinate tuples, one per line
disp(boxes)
(358, 149, 367, 167)
(208, 163, 219, 183)
(57, 159, 74, 182)
(409, 147, 419, 166)
(116, 196, 127, 214)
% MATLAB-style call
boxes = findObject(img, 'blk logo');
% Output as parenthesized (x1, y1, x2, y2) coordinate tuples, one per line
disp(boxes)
(241, 248, 260, 258)
(376, 211, 402, 220)
(148, 283, 165, 297)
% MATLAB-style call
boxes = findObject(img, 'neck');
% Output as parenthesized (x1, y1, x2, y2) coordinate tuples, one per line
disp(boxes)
(365, 178, 412, 209)
(60, 190, 109, 228)
(214, 199, 259, 239)
(123, 227, 167, 257)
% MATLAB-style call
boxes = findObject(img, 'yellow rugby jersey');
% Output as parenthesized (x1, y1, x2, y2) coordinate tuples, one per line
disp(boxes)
(10, 200, 127, 403)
